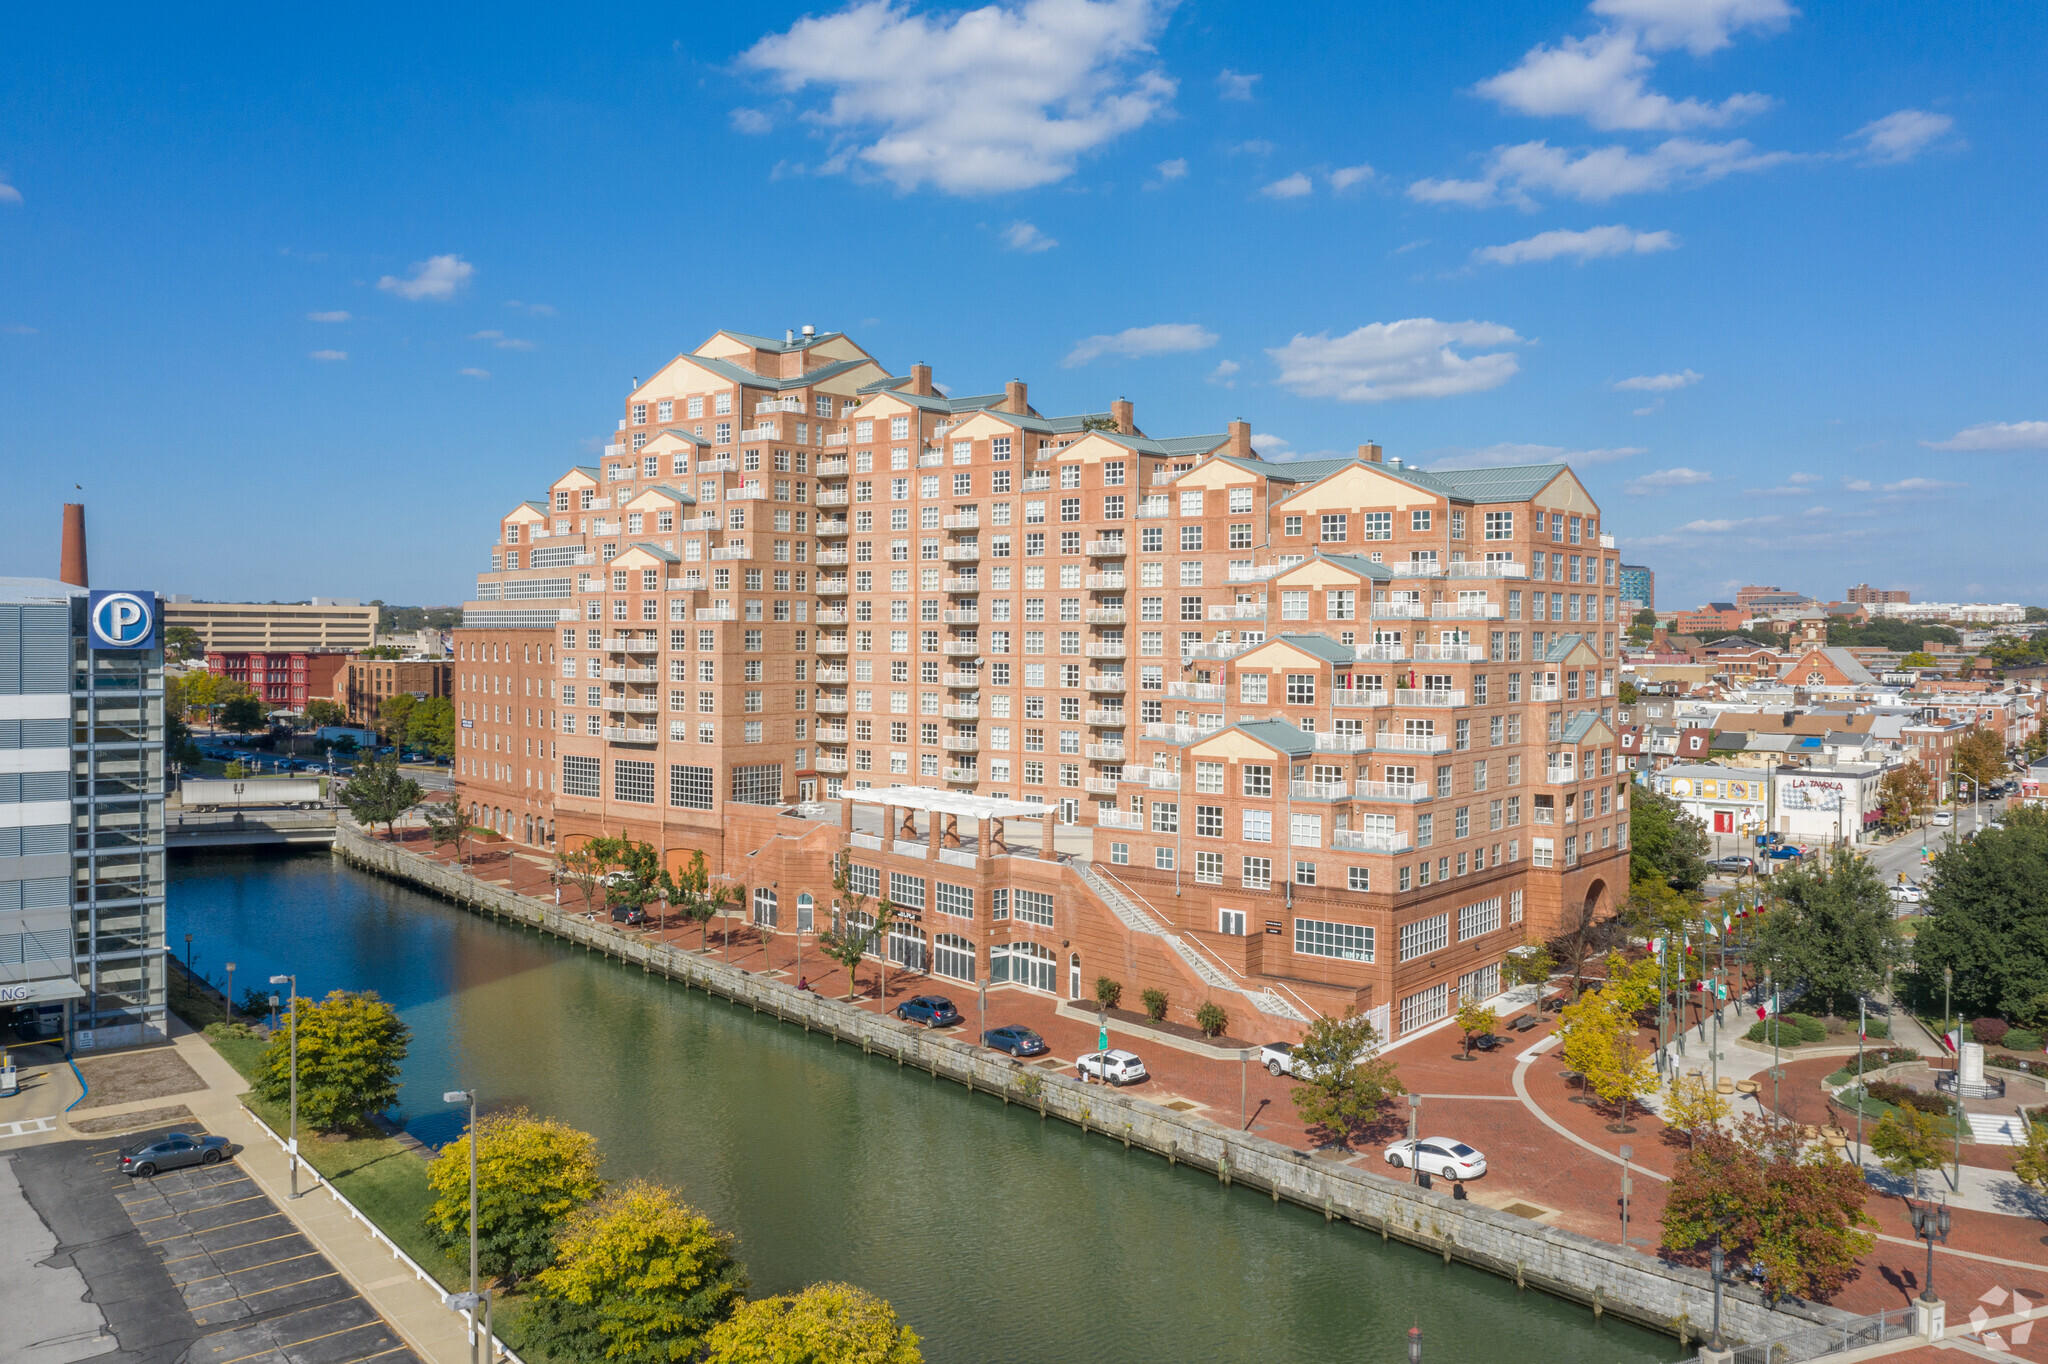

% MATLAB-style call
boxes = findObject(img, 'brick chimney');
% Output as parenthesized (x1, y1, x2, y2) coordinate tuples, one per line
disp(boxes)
(60, 503, 88, 587)
(910, 363, 934, 396)
(1111, 397, 1134, 434)
(1358, 442, 1383, 464)
(1005, 378, 1029, 414)
(1227, 420, 1253, 459)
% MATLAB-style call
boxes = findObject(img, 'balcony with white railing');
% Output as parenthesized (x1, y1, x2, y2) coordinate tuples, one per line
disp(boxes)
(1209, 603, 1266, 621)
(822, 435, 849, 451)
(817, 457, 849, 475)
(1352, 642, 1407, 663)
(943, 671, 981, 688)
(729, 485, 773, 502)
(1166, 680, 1225, 701)
(944, 768, 979, 785)
(1544, 764, 1579, 785)
(1084, 608, 1125, 625)
(1151, 470, 1180, 485)
(1084, 709, 1126, 726)
(942, 609, 978, 625)
(918, 450, 945, 468)
(815, 577, 850, 595)
(815, 754, 849, 774)
(1085, 573, 1127, 590)
(816, 518, 850, 536)
(1333, 689, 1390, 707)
(941, 736, 979, 752)
(941, 640, 980, 657)
(681, 512, 721, 530)
(815, 548, 849, 565)
(1141, 722, 1205, 743)
(814, 608, 849, 625)
(814, 696, 850, 714)
(739, 425, 779, 443)
(590, 519, 621, 534)
(942, 703, 979, 720)
(1600, 532, 1616, 549)
(942, 575, 979, 592)
(1600, 681, 1615, 697)
(602, 667, 658, 682)
(1312, 731, 1374, 754)
(586, 496, 612, 510)
(1353, 781, 1430, 802)
(1332, 828, 1412, 853)
(941, 545, 980, 562)
(602, 697, 660, 714)
(1374, 732, 1451, 754)
(1395, 688, 1465, 707)
(1082, 777, 1120, 795)
(604, 636, 660, 652)
(695, 606, 736, 622)
(1137, 768, 1181, 790)
(816, 637, 850, 655)
(1290, 779, 1348, 800)
(1449, 559, 1526, 578)
(1389, 560, 1443, 577)
(815, 724, 848, 743)
(942, 512, 980, 530)
(1182, 639, 1255, 662)
(1086, 742, 1126, 761)
(709, 543, 750, 561)
(665, 576, 705, 592)
(755, 397, 803, 415)
(1373, 600, 1427, 619)
(1135, 498, 1172, 518)
(1530, 684, 1561, 702)
(1097, 808, 1145, 830)
(1413, 643, 1485, 662)
(1083, 642, 1125, 659)
(1434, 602, 1501, 620)
(696, 459, 734, 475)
(1085, 539, 1127, 556)
(1021, 473, 1051, 491)
(1084, 674, 1127, 692)
(602, 725, 659, 744)
(1227, 563, 1288, 583)
(815, 488, 849, 508)
(815, 665, 848, 684)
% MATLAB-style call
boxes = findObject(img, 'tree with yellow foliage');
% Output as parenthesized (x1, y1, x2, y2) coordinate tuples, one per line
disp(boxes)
(1602, 950, 1664, 1020)
(1589, 1023, 1661, 1130)
(704, 1283, 922, 1364)
(424, 1109, 606, 1283)
(1663, 1071, 1731, 1145)
(1559, 988, 1625, 1102)
(1454, 996, 1498, 1061)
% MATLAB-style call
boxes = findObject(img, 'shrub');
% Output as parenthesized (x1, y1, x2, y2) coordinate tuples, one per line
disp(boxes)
(1863, 1017, 1891, 1040)
(1783, 1012, 1828, 1044)
(2005, 1029, 2043, 1052)
(1195, 1001, 1229, 1038)
(1864, 1079, 1953, 1117)
(1972, 1017, 2011, 1047)
(1747, 1018, 1806, 1046)
(204, 1020, 263, 1042)
(1093, 977, 1123, 1010)
(1140, 987, 1168, 1022)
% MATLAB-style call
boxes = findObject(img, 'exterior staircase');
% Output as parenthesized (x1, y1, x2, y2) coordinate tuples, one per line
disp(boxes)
(1074, 864, 1309, 1023)
(1965, 1111, 2024, 1146)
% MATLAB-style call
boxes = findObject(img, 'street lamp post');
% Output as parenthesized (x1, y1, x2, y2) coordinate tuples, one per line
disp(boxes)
(225, 961, 235, 1022)
(444, 1088, 487, 1364)
(1619, 1143, 1634, 1246)
(1407, 1094, 1422, 1186)
(1708, 1239, 1727, 1353)
(267, 973, 299, 1198)
(1909, 1198, 1951, 1335)
(1945, 965, 1961, 1189)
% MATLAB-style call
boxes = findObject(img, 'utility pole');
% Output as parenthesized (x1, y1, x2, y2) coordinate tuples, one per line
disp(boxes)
(268, 973, 299, 1197)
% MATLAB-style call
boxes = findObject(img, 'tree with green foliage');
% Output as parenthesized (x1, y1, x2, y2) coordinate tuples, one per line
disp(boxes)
(1093, 976, 1123, 1010)
(1952, 726, 2006, 794)
(1909, 804, 2048, 1021)
(424, 1109, 606, 1283)
(164, 624, 205, 660)
(421, 797, 473, 866)
(219, 692, 268, 734)
(2011, 1115, 2048, 1194)
(341, 754, 423, 839)
(817, 851, 884, 998)
(1503, 944, 1557, 990)
(302, 698, 348, 729)
(525, 1181, 748, 1364)
(594, 837, 662, 922)
(1899, 650, 1938, 669)
(378, 692, 417, 745)
(556, 840, 611, 918)
(1454, 996, 1497, 1060)
(1632, 608, 1659, 629)
(404, 695, 455, 757)
(1288, 1011, 1405, 1147)
(1661, 1115, 1875, 1305)
(1630, 786, 1711, 892)
(1870, 1106, 1948, 1198)
(705, 1283, 922, 1364)
(253, 989, 411, 1131)
(1618, 679, 1640, 703)
(1752, 850, 1902, 1016)
(1828, 619, 1961, 652)
(658, 848, 736, 947)
(1878, 763, 1933, 828)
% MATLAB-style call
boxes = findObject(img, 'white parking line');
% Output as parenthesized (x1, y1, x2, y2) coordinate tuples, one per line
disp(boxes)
(0, 1117, 56, 1138)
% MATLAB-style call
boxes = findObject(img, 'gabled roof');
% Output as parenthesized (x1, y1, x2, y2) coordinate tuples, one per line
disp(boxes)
(1560, 712, 1611, 744)
(514, 500, 546, 513)
(1230, 719, 1317, 757)
(635, 484, 698, 506)
(1778, 647, 1877, 685)
(1539, 633, 1593, 662)
(1237, 632, 1357, 668)
(1426, 463, 1574, 504)
(656, 427, 711, 446)
(622, 542, 680, 564)
(1307, 553, 1396, 581)
(717, 329, 850, 354)
(1085, 430, 1228, 458)
(691, 354, 876, 392)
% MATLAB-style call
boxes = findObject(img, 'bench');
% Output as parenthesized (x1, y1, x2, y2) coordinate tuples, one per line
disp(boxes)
(1510, 1014, 1540, 1033)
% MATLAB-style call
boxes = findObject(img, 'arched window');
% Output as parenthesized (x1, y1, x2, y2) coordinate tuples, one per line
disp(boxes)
(934, 933, 975, 982)
(1069, 951, 1082, 1000)
(889, 920, 928, 973)
(991, 942, 1056, 992)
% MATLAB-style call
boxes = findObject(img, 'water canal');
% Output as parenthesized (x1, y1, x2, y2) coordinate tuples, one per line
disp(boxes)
(169, 850, 1682, 1364)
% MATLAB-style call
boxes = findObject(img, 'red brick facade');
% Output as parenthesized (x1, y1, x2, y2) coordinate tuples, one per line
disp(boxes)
(207, 650, 347, 711)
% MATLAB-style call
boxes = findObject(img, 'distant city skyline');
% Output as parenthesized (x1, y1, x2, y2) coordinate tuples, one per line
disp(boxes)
(3, 1, 2043, 606)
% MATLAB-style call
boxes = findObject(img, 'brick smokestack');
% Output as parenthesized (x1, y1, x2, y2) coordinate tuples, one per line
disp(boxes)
(1111, 397, 1134, 434)
(910, 363, 934, 396)
(1004, 378, 1029, 414)
(60, 503, 88, 587)
(1358, 442, 1383, 464)
(1227, 420, 1253, 459)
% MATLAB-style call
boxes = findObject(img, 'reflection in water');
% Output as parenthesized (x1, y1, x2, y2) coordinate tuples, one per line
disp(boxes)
(171, 851, 1681, 1364)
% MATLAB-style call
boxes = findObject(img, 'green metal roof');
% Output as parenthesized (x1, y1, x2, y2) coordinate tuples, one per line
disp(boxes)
(718, 329, 849, 354)
(1312, 553, 1397, 581)
(1253, 633, 1358, 665)
(657, 427, 710, 446)
(1231, 719, 1317, 756)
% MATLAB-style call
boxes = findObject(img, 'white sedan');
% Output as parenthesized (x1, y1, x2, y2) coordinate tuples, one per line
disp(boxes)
(1076, 1049, 1148, 1086)
(1384, 1137, 1488, 1181)
(1890, 883, 1926, 905)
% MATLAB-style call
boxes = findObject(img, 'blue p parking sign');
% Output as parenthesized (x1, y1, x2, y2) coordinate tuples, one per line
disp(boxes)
(87, 590, 158, 650)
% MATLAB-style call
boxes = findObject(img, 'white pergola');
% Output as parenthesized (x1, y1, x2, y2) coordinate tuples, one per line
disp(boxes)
(855, 786, 1050, 820)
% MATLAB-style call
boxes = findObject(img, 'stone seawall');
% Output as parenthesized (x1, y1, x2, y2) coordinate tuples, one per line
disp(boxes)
(334, 824, 1850, 1348)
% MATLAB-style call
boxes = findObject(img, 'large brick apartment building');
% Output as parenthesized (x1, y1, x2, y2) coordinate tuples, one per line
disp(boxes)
(453, 327, 1631, 1039)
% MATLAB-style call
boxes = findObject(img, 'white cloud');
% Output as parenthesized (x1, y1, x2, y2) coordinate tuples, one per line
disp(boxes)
(1253, 432, 1293, 459)
(1589, 0, 1796, 56)
(470, 329, 536, 351)
(1261, 171, 1313, 199)
(1217, 69, 1260, 100)
(460, 367, 491, 379)
(729, 107, 774, 134)
(740, 0, 1175, 194)
(1787, 471, 1820, 484)
(1625, 466, 1713, 495)
(1842, 478, 1873, 492)
(376, 253, 474, 301)
(1000, 221, 1059, 252)
(1613, 368, 1702, 391)
(0, 323, 36, 335)
(1409, 138, 1789, 207)
(1850, 109, 1954, 164)
(504, 300, 557, 316)
(0, 179, 20, 205)
(1207, 359, 1240, 387)
(1269, 320, 1524, 403)
(1476, 28, 1771, 132)
(309, 349, 348, 362)
(1424, 442, 1644, 471)
(1921, 421, 2048, 452)
(1328, 164, 1374, 192)
(1154, 157, 1188, 180)
(1473, 223, 1677, 265)
(1063, 322, 1218, 367)
(1882, 477, 1961, 494)
(1633, 401, 1661, 416)
(1228, 139, 1274, 157)
(307, 310, 353, 322)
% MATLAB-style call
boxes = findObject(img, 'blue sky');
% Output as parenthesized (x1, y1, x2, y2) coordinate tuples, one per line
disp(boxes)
(3, 1, 2043, 610)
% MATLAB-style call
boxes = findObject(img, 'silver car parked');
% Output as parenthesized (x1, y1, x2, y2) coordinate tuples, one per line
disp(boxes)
(119, 1131, 232, 1176)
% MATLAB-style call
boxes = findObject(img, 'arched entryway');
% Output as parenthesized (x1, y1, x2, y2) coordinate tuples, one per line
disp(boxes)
(1582, 878, 1609, 924)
